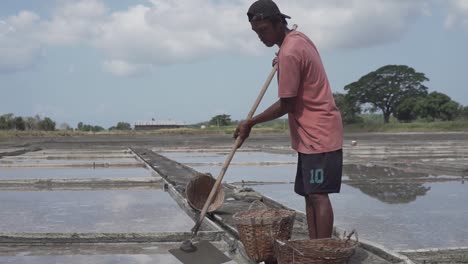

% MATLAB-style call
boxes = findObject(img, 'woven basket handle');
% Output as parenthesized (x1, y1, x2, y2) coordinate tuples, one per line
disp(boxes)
(276, 239, 305, 256)
(248, 200, 267, 211)
(344, 229, 359, 246)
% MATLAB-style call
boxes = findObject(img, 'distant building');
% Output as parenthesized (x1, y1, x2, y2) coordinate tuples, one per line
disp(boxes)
(134, 120, 186, 130)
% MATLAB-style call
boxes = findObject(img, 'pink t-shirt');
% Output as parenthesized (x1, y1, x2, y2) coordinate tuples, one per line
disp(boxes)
(277, 30, 343, 154)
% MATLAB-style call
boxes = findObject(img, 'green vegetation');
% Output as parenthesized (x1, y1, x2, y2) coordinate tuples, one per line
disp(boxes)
(341, 113, 468, 132)
(38, 117, 56, 131)
(461, 106, 468, 119)
(333, 93, 363, 124)
(1, 63, 467, 141)
(58, 123, 72, 130)
(208, 114, 232, 127)
(0, 131, 7, 142)
(344, 65, 429, 123)
(339, 64, 466, 127)
(109, 122, 132, 131)
(0, 114, 55, 131)
(77, 122, 105, 132)
(345, 119, 468, 133)
(415, 92, 461, 121)
(0, 119, 466, 143)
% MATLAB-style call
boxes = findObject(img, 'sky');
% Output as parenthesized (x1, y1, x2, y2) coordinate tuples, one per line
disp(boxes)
(1, 0, 467, 128)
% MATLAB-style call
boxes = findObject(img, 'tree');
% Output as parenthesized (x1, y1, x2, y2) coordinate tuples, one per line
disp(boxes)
(24, 115, 41, 130)
(59, 123, 71, 131)
(394, 96, 423, 122)
(38, 117, 56, 131)
(209, 114, 232, 127)
(439, 101, 460, 121)
(14, 117, 26, 131)
(77, 122, 104, 132)
(416, 92, 460, 121)
(333, 93, 362, 124)
(115, 122, 132, 130)
(91, 125, 104, 132)
(344, 65, 429, 123)
(461, 106, 468, 120)
(0, 113, 15, 130)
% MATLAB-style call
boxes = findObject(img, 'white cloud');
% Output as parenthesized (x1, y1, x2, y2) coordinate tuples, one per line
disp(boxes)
(8, 10, 40, 29)
(102, 59, 149, 77)
(0, 11, 42, 71)
(278, 0, 428, 50)
(80, 0, 431, 65)
(87, 0, 430, 65)
(445, 0, 468, 30)
(54, 0, 108, 18)
(445, 13, 457, 29)
(92, 1, 257, 65)
(454, 0, 468, 11)
(0, 0, 463, 74)
(40, 0, 108, 45)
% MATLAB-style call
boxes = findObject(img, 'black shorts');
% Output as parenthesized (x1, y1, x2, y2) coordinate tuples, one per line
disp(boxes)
(294, 149, 343, 196)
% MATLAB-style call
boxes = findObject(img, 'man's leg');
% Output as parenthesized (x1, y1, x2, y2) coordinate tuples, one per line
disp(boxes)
(305, 193, 334, 239)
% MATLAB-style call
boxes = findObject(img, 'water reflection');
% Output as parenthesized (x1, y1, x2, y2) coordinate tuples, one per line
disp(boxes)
(167, 151, 442, 204)
(194, 163, 435, 204)
(349, 182, 430, 204)
(0, 190, 194, 233)
(159, 151, 296, 165)
(0, 167, 154, 180)
(254, 182, 468, 250)
(192, 165, 296, 183)
(0, 158, 140, 165)
(0, 255, 183, 264)
(159, 150, 468, 250)
(0, 243, 236, 264)
(344, 164, 431, 204)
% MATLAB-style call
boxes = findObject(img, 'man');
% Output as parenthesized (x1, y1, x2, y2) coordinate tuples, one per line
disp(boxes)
(235, 0, 343, 243)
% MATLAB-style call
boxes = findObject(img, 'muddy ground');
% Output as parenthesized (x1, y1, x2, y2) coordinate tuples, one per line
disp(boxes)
(2, 131, 468, 177)
(2, 131, 468, 150)
(3, 131, 467, 147)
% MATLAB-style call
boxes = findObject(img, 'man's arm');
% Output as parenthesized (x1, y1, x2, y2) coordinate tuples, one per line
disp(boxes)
(234, 97, 296, 147)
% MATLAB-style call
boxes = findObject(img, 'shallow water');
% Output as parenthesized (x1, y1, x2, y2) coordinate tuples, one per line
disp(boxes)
(0, 150, 141, 168)
(194, 164, 296, 183)
(24, 150, 132, 155)
(0, 158, 140, 165)
(0, 190, 194, 233)
(159, 151, 296, 164)
(163, 150, 468, 250)
(0, 255, 182, 264)
(255, 182, 468, 250)
(0, 167, 156, 180)
(0, 242, 237, 264)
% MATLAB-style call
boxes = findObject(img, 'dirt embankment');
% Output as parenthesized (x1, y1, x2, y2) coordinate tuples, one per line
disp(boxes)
(2, 131, 467, 148)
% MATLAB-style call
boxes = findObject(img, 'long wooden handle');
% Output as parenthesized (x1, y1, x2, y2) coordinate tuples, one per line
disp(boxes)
(191, 64, 278, 235)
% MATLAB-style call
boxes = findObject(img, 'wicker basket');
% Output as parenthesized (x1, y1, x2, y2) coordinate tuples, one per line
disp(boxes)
(275, 231, 359, 264)
(185, 173, 225, 212)
(233, 201, 296, 263)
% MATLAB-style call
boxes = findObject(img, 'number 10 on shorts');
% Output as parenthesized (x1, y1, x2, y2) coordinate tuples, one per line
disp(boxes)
(309, 168, 324, 184)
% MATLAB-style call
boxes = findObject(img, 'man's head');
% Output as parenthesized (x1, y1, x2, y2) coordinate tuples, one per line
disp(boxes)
(247, 0, 291, 47)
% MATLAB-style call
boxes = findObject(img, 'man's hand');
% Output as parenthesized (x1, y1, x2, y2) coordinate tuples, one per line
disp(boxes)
(272, 53, 278, 67)
(233, 120, 253, 148)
